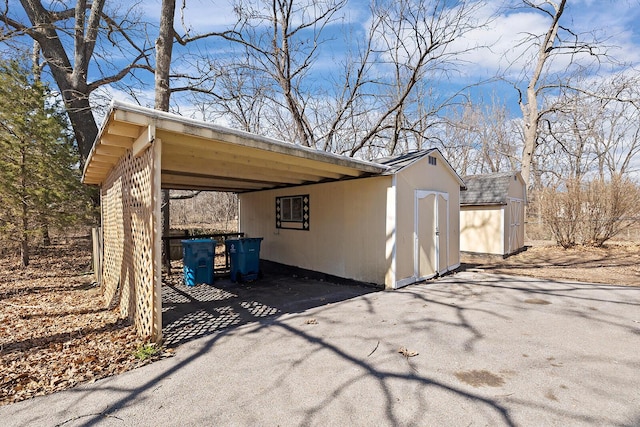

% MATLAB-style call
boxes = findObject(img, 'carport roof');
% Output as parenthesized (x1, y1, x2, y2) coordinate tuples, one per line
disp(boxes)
(82, 100, 389, 192)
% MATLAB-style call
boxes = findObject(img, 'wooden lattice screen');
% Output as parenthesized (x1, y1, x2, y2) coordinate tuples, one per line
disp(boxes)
(100, 142, 161, 339)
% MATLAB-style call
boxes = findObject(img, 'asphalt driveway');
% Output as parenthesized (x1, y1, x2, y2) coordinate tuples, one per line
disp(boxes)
(1, 271, 639, 426)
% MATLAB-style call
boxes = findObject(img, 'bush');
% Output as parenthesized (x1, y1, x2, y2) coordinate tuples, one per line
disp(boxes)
(538, 175, 640, 248)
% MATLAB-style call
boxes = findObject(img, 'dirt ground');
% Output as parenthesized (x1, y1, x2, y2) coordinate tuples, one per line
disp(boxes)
(461, 241, 640, 287)
(0, 238, 638, 406)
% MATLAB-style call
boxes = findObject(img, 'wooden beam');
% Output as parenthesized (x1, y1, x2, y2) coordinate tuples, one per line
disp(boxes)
(108, 122, 142, 139)
(133, 124, 155, 157)
(152, 138, 163, 343)
(161, 168, 297, 186)
(162, 173, 265, 188)
(101, 134, 133, 148)
(158, 131, 372, 178)
(88, 159, 116, 169)
(95, 145, 127, 157)
(89, 153, 119, 164)
(161, 173, 266, 190)
(162, 154, 316, 184)
(162, 142, 344, 180)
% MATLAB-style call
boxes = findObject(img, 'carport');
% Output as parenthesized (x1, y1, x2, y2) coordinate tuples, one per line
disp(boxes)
(82, 100, 387, 341)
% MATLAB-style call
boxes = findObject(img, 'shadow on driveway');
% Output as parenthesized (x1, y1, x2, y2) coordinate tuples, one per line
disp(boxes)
(161, 269, 380, 347)
(2, 271, 639, 427)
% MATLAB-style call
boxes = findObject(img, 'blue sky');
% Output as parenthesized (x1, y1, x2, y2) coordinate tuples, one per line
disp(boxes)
(5, 0, 640, 120)
(110, 0, 640, 120)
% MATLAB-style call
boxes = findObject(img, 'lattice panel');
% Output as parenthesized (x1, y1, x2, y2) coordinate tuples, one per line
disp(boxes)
(100, 146, 157, 338)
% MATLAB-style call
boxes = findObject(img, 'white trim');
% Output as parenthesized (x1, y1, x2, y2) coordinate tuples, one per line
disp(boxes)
(388, 176, 398, 289)
(395, 262, 460, 289)
(414, 190, 449, 279)
(396, 276, 418, 289)
(445, 262, 461, 273)
(500, 205, 506, 255)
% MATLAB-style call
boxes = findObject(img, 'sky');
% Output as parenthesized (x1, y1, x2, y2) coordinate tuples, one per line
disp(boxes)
(113, 0, 640, 120)
(4, 0, 640, 123)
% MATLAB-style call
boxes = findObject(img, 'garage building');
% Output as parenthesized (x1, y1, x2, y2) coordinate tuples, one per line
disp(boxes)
(240, 149, 465, 290)
(82, 101, 464, 340)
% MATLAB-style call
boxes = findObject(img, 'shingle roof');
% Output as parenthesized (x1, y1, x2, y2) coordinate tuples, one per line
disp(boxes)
(374, 149, 437, 173)
(460, 172, 518, 205)
(374, 149, 466, 188)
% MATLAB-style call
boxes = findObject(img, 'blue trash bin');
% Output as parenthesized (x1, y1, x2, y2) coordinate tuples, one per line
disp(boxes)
(181, 239, 216, 286)
(225, 238, 263, 282)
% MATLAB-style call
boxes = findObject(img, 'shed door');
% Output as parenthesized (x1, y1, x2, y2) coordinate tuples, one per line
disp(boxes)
(507, 198, 523, 255)
(415, 191, 449, 280)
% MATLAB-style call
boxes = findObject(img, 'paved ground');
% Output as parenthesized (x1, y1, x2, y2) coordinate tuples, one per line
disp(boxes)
(1, 271, 639, 426)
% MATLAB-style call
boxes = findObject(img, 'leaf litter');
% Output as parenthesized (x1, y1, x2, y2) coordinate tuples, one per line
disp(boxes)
(0, 239, 169, 406)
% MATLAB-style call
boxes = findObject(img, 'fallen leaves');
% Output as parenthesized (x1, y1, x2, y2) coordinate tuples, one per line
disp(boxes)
(398, 346, 419, 358)
(0, 238, 153, 406)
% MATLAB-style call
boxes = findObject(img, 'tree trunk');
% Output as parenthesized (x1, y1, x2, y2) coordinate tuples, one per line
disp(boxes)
(519, 0, 566, 190)
(520, 98, 538, 191)
(42, 221, 51, 246)
(155, 0, 176, 273)
(66, 99, 98, 163)
(21, 201, 29, 268)
(19, 0, 102, 165)
(155, 0, 175, 111)
(20, 145, 29, 267)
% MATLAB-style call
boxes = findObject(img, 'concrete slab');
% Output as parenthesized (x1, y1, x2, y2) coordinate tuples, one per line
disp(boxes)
(161, 272, 379, 347)
(1, 271, 639, 426)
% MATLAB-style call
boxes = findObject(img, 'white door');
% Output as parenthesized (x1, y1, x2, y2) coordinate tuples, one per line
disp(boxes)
(415, 191, 449, 280)
(507, 198, 523, 255)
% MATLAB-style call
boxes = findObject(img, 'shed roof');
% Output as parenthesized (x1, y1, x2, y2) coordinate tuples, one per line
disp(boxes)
(460, 171, 522, 206)
(82, 101, 389, 192)
(375, 149, 436, 172)
(376, 149, 466, 188)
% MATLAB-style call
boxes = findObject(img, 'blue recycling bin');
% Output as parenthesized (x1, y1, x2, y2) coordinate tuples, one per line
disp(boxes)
(181, 239, 216, 286)
(225, 238, 263, 282)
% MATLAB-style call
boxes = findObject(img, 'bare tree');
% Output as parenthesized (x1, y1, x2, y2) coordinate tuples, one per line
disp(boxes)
(536, 72, 640, 185)
(185, 0, 489, 158)
(346, 0, 487, 157)
(206, 0, 348, 147)
(506, 0, 615, 189)
(1, 1, 153, 162)
(593, 75, 640, 178)
(440, 99, 520, 175)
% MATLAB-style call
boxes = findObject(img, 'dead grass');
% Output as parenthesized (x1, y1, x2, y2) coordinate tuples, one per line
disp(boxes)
(461, 241, 640, 286)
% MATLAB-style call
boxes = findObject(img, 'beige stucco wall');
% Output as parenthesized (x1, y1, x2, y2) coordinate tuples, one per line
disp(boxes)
(394, 153, 461, 283)
(460, 206, 504, 255)
(239, 176, 393, 286)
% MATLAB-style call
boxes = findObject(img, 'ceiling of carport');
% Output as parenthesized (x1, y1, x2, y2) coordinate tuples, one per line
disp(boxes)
(82, 101, 389, 192)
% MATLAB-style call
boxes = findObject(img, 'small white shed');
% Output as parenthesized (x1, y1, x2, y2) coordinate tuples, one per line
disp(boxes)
(459, 171, 526, 256)
(240, 149, 465, 289)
